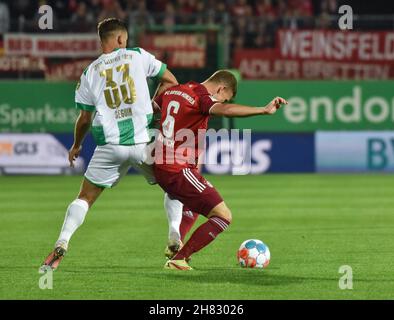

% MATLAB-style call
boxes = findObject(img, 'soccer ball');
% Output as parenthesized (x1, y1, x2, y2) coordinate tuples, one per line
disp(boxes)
(237, 239, 270, 268)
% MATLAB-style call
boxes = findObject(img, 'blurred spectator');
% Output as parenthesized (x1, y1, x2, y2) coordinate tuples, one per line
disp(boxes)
(0, 0, 371, 54)
(48, 0, 72, 20)
(204, 0, 228, 25)
(316, 11, 333, 28)
(162, 2, 176, 31)
(98, 0, 126, 22)
(88, 0, 103, 20)
(194, 1, 206, 25)
(253, 32, 265, 48)
(176, 0, 198, 24)
(10, 0, 36, 20)
(320, 0, 338, 15)
(127, 1, 155, 46)
(299, 0, 314, 17)
(255, 0, 277, 19)
(232, 35, 245, 51)
(70, 1, 95, 32)
(316, 0, 337, 28)
(179, 0, 198, 15)
(0, 0, 10, 34)
(124, 0, 138, 11)
(231, 0, 253, 17)
(146, 0, 169, 13)
(281, 0, 308, 29)
(128, 0, 155, 26)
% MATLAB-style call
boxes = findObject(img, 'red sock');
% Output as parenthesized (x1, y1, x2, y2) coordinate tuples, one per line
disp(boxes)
(180, 209, 199, 242)
(174, 216, 230, 260)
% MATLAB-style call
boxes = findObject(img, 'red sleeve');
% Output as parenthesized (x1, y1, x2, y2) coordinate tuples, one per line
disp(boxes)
(199, 94, 217, 115)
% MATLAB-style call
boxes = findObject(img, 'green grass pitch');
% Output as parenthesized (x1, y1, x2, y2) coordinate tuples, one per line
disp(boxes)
(1, 174, 393, 299)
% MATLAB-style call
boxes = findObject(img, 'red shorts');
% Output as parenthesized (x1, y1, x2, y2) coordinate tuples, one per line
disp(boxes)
(154, 166, 223, 216)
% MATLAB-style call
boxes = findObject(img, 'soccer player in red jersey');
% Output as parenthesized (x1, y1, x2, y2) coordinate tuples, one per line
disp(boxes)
(153, 70, 287, 270)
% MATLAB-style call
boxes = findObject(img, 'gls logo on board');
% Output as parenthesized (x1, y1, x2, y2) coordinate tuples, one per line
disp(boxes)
(204, 132, 315, 175)
(0, 142, 38, 156)
(204, 138, 272, 175)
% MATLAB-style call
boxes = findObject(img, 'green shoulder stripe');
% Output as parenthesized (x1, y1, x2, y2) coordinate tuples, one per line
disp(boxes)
(126, 47, 141, 54)
(76, 102, 95, 112)
(153, 63, 167, 80)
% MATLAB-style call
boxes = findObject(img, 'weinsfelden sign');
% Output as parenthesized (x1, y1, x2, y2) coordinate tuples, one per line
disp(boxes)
(235, 29, 394, 80)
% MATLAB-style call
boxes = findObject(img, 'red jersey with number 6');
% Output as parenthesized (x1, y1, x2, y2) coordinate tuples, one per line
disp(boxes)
(154, 81, 218, 172)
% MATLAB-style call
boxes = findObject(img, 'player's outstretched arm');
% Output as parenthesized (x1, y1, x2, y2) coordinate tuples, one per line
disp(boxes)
(69, 110, 92, 167)
(156, 69, 178, 97)
(210, 97, 288, 118)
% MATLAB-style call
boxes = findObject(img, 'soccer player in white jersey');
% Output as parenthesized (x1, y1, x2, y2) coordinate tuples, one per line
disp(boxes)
(40, 18, 182, 270)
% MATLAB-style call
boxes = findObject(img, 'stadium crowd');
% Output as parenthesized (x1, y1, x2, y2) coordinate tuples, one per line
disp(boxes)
(1, 0, 339, 49)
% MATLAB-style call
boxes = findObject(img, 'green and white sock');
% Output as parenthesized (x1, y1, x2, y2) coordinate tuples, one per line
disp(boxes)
(56, 199, 89, 249)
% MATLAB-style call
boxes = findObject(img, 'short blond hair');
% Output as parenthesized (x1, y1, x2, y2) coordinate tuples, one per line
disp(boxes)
(206, 70, 238, 97)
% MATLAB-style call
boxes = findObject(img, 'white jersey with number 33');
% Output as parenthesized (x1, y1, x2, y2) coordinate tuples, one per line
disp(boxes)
(75, 47, 166, 146)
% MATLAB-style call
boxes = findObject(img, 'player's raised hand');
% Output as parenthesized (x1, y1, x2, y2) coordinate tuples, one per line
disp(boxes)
(262, 97, 288, 115)
(69, 144, 82, 168)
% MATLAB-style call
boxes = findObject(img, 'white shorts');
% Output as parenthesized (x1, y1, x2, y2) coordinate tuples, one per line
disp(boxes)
(84, 143, 155, 188)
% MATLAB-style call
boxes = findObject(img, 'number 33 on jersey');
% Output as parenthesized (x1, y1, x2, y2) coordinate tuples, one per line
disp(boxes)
(75, 47, 167, 146)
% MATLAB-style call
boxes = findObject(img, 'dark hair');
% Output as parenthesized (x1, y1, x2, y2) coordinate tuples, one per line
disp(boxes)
(97, 18, 127, 41)
(206, 70, 238, 97)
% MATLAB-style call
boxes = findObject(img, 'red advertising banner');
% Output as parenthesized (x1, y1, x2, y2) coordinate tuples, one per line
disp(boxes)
(234, 29, 394, 80)
(139, 33, 206, 68)
(45, 59, 92, 81)
(0, 56, 46, 73)
(4, 34, 101, 58)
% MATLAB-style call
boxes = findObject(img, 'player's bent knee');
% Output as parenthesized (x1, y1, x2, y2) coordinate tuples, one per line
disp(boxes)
(78, 178, 104, 208)
(223, 208, 232, 224)
(208, 202, 232, 224)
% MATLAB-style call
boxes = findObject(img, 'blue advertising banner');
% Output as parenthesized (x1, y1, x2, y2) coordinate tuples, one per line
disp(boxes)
(0, 133, 86, 175)
(203, 132, 315, 174)
(55, 133, 96, 166)
(1, 132, 315, 175)
(56, 132, 315, 175)
(316, 131, 394, 172)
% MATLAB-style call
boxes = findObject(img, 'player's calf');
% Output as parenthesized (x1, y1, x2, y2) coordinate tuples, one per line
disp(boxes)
(172, 202, 232, 262)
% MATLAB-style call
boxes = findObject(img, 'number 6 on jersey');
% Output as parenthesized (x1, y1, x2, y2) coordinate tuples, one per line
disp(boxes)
(162, 100, 180, 138)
